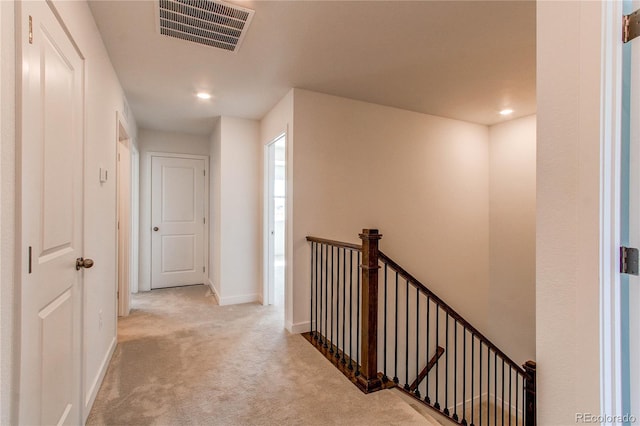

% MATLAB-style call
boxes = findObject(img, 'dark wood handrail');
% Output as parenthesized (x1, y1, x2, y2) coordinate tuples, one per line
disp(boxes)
(306, 236, 362, 251)
(378, 250, 528, 378)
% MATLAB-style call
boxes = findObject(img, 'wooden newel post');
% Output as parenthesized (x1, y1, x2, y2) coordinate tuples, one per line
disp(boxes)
(523, 360, 536, 426)
(357, 229, 383, 393)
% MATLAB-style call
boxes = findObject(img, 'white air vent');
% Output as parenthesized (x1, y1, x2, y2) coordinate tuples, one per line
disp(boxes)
(157, 0, 254, 52)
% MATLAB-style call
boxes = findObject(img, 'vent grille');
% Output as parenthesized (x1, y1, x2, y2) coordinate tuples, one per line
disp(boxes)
(157, 0, 254, 52)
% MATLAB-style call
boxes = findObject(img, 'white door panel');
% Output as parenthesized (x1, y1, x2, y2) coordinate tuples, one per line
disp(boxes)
(20, 1, 84, 425)
(151, 156, 205, 289)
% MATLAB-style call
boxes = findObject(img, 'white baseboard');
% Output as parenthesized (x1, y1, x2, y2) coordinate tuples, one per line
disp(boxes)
(287, 320, 311, 334)
(83, 335, 116, 422)
(219, 293, 259, 306)
(207, 279, 220, 304)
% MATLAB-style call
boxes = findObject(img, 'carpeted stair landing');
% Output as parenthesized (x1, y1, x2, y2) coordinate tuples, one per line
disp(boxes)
(87, 285, 443, 425)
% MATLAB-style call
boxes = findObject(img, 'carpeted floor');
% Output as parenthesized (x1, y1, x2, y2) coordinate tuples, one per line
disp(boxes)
(86, 285, 439, 425)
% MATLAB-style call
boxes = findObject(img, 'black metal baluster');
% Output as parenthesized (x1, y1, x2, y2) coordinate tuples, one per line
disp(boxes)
(488, 347, 491, 426)
(415, 286, 420, 398)
(453, 320, 458, 421)
(342, 248, 346, 364)
(404, 279, 410, 390)
(502, 359, 505, 426)
(311, 243, 318, 341)
(310, 242, 314, 339)
(425, 296, 430, 404)
(494, 352, 497, 426)
(348, 250, 353, 370)
(471, 335, 475, 426)
(515, 374, 519, 426)
(319, 244, 324, 345)
(444, 312, 450, 416)
(330, 246, 334, 354)
(356, 251, 361, 376)
(324, 244, 328, 349)
(479, 342, 483, 426)
(521, 373, 525, 426)
(394, 271, 399, 384)
(334, 246, 340, 358)
(383, 263, 388, 381)
(462, 328, 466, 424)
(435, 305, 440, 410)
(509, 367, 512, 426)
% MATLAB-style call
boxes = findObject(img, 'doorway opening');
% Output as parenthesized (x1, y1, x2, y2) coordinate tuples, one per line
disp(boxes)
(265, 134, 286, 307)
(116, 114, 133, 316)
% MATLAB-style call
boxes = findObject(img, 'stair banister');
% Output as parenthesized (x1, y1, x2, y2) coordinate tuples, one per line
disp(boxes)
(357, 229, 383, 392)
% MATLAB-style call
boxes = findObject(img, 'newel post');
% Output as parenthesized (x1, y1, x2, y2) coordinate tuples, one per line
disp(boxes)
(524, 360, 537, 426)
(357, 229, 383, 393)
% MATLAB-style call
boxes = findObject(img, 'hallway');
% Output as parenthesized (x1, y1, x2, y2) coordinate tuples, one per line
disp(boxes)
(87, 285, 437, 425)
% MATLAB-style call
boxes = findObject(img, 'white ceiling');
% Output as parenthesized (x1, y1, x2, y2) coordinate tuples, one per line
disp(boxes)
(88, 0, 536, 136)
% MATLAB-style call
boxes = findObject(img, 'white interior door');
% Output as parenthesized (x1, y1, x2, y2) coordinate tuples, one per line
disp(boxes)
(20, 2, 85, 424)
(118, 140, 131, 315)
(151, 155, 205, 289)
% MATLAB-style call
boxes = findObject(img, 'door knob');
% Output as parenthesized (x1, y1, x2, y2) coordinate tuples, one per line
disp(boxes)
(76, 257, 94, 270)
(153, 227, 159, 231)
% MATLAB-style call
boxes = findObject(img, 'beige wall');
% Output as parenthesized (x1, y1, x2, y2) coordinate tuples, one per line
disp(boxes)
(290, 89, 491, 336)
(488, 115, 536, 363)
(537, 1, 603, 423)
(209, 117, 261, 305)
(138, 128, 210, 292)
(209, 119, 222, 299)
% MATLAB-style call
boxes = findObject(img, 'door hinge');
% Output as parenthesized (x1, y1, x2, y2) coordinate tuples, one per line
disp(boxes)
(28, 16, 33, 44)
(204, 170, 206, 176)
(28, 246, 32, 274)
(203, 266, 205, 273)
(621, 246, 639, 275)
(623, 9, 640, 43)
(203, 217, 206, 224)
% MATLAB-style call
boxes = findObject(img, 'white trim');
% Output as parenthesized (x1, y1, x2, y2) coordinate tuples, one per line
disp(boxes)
(287, 320, 311, 334)
(83, 336, 116, 422)
(207, 278, 219, 304)
(599, 0, 624, 419)
(218, 293, 260, 306)
(263, 132, 287, 309)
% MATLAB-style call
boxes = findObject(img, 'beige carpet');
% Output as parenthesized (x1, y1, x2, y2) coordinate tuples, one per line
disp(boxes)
(86, 285, 440, 426)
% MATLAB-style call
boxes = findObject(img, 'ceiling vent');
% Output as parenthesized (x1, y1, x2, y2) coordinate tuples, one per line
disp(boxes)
(156, 0, 254, 52)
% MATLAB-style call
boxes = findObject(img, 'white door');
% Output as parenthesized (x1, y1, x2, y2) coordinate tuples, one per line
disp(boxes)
(151, 155, 205, 289)
(19, 2, 85, 425)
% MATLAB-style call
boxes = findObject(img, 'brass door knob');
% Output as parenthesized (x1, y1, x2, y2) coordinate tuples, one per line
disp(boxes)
(153, 227, 159, 231)
(76, 257, 94, 271)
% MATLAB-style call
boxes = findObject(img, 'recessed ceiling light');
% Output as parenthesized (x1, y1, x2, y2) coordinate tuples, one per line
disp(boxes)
(196, 92, 212, 100)
(499, 109, 514, 116)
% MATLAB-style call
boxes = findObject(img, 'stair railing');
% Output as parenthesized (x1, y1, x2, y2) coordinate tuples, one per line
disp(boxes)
(305, 229, 536, 426)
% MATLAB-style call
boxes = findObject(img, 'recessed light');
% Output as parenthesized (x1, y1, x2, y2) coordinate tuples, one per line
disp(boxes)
(196, 92, 212, 100)
(499, 109, 514, 116)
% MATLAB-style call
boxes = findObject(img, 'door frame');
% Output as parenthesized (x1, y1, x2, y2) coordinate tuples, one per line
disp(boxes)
(600, 0, 626, 416)
(262, 133, 287, 306)
(144, 151, 209, 290)
(116, 113, 132, 316)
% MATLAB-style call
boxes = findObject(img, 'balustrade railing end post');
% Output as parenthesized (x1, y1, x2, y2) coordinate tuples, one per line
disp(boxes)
(357, 229, 383, 393)
(523, 360, 536, 426)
